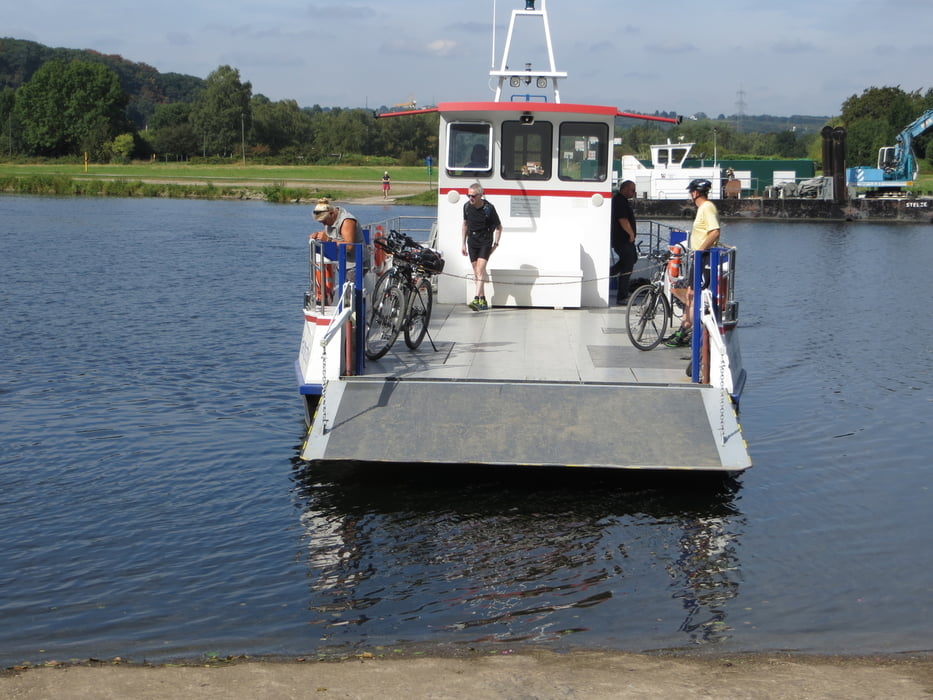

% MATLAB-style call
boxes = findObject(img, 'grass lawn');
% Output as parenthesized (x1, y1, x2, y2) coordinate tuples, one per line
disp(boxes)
(0, 162, 439, 204)
(0, 162, 432, 184)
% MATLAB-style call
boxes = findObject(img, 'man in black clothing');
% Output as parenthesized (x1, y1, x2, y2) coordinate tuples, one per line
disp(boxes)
(610, 180, 638, 304)
(461, 183, 502, 311)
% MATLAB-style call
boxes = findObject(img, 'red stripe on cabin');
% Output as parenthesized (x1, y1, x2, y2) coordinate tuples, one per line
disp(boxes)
(440, 187, 611, 199)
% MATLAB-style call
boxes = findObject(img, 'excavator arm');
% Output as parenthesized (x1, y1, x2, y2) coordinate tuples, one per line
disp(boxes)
(880, 108, 933, 181)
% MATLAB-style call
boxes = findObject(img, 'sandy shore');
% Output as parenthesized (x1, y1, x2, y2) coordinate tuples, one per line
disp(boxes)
(3, 650, 931, 699)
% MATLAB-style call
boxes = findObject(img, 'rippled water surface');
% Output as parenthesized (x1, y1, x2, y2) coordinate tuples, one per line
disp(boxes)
(0, 195, 930, 665)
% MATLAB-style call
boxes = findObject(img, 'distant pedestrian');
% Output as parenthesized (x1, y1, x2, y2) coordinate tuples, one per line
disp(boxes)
(382, 171, 391, 199)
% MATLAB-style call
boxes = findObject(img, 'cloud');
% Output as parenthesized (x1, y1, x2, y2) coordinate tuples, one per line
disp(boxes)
(427, 39, 458, 56)
(444, 20, 489, 35)
(302, 3, 372, 21)
(379, 36, 460, 58)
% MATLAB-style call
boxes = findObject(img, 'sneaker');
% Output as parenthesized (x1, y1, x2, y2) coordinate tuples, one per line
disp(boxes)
(663, 329, 691, 348)
(478, 299, 489, 311)
(468, 297, 480, 311)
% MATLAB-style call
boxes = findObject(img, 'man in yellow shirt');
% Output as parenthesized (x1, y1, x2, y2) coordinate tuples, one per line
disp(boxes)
(665, 179, 720, 347)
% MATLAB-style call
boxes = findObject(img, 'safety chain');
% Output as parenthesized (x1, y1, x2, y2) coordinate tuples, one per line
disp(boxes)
(320, 344, 328, 433)
(700, 288, 729, 446)
(719, 339, 726, 444)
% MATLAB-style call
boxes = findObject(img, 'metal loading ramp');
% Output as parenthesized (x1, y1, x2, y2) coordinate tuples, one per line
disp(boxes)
(301, 379, 751, 471)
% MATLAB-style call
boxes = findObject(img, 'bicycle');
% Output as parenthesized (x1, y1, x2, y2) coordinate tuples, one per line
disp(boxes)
(365, 230, 445, 360)
(625, 246, 681, 351)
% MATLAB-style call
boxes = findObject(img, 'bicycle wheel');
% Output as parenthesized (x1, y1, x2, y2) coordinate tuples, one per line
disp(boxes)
(365, 286, 405, 360)
(626, 284, 670, 351)
(404, 276, 433, 349)
(370, 268, 400, 313)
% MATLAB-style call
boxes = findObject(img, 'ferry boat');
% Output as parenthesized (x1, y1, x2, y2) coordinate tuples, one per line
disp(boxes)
(295, 0, 750, 472)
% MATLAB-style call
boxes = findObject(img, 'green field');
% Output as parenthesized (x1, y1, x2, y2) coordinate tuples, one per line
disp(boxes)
(0, 162, 431, 182)
(2, 162, 930, 200)
(0, 162, 439, 204)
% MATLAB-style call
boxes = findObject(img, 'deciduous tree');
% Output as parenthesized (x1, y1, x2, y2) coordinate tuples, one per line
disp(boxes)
(14, 59, 129, 157)
(189, 65, 251, 157)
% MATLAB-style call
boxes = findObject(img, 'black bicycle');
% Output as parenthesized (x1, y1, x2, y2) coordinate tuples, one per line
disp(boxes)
(625, 248, 675, 351)
(365, 230, 445, 360)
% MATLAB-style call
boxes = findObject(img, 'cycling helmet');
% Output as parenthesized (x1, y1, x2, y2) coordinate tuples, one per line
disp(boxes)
(687, 178, 712, 195)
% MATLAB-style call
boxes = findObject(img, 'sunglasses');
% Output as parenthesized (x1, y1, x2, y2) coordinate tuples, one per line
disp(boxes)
(467, 194, 478, 198)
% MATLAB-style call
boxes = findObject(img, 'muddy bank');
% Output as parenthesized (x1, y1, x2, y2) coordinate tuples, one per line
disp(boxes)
(4, 650, 932, 699)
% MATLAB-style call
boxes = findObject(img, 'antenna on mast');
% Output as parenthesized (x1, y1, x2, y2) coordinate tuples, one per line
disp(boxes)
(489, 0, 567, 102)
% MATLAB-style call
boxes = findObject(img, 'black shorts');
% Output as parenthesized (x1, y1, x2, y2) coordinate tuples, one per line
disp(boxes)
(467, 234, 494, 262)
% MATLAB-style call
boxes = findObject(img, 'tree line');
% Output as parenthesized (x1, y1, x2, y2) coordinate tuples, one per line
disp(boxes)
(0, 38, 931, 170)
(618, 88, 933, 170)
(0, 40, 438, 165)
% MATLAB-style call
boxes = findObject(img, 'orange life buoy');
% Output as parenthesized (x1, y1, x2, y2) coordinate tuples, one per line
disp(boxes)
(315, 266, 335, 304)
(373, 226, 387, 269)
(667, 243, 684, 280)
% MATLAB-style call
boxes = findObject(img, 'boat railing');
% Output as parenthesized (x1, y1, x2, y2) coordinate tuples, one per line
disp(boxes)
(321, 280, 356, 348)
(635, 219, 689, 256)
(688, 246, 738, 385)
(629, 220, 689, 287)
(306, 239, 367, 376)
(362, 216, 437, 246)
(362, 217, 441, 292)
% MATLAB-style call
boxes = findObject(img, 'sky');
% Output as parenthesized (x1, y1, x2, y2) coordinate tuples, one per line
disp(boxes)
(8, 0, 933, 119)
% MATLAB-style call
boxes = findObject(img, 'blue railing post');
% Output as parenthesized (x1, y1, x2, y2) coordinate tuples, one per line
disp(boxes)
(354, 242, 366, 376)
(690, 247, 723, 384)
(690, 250, 702, 383)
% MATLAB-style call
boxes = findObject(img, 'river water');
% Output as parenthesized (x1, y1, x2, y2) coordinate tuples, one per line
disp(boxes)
(0, 195, 930, 665)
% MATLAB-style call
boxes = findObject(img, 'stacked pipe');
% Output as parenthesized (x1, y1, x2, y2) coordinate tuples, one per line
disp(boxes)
(821, 125, 847, 203)
(832, 127, 847, 203)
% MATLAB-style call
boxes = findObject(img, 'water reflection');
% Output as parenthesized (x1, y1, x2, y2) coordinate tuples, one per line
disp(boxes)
(671, 515, 742, 643)
(291, 460, 746, 651)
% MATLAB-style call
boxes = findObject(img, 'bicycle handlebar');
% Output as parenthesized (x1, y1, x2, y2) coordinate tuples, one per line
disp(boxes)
(374, 230, 445, 275)
(373, 229, 419, 255)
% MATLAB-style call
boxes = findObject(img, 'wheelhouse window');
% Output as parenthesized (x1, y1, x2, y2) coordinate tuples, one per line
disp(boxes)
(558, 122, 608, 182)
(501, 120, 552, 180)
(446, 122, 492, 177)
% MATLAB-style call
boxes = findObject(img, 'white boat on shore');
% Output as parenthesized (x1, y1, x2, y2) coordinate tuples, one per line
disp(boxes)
(618, 141, 723, 200)
(295, 0, 750, 472)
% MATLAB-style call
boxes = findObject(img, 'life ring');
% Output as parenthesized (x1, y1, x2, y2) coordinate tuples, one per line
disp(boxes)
(667, 243, 684, 280)
(373, 226, 387, 268)
(718, 265, 730, 312)
(314, 266, 335, 304)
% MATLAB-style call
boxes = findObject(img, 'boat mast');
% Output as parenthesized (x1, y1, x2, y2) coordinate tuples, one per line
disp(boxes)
(490, 0, 568, 103)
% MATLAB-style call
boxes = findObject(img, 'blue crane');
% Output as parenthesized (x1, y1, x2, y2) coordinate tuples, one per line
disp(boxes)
(847, 108, 933, 193)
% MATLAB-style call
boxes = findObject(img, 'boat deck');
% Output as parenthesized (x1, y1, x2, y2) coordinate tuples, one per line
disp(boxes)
(301, 304, 751, 472)
(366, 303, 691, 384)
